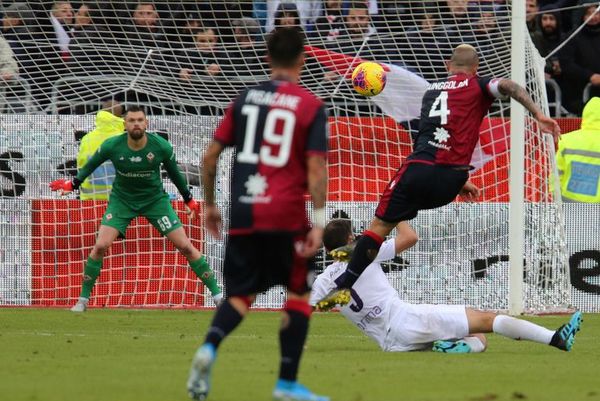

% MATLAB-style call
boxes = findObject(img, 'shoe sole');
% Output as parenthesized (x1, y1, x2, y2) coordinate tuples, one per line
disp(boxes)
(315, 289, 351, 311)
(564, 311, 583, 351)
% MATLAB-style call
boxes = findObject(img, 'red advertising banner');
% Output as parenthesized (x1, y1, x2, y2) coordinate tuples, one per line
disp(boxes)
(31, 200, 206, 307)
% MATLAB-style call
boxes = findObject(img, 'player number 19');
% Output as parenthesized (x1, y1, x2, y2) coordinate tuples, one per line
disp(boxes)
(237, 105, 295, 167)
(429, 91, 450, 125)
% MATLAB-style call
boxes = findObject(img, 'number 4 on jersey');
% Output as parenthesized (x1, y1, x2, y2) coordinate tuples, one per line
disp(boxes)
(429, 91, 450, 125)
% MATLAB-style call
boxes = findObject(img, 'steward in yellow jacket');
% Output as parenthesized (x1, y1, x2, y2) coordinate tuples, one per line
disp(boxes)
(76, 110, 124, 200)
(557, 97, 600, 202)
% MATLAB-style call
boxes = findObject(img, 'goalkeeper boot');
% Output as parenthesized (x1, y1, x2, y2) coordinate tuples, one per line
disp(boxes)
(70, 297, 89, 313)
(315, 288, 351, 312)
(550, 311, 583, 351)
(272, 379, 330, 401)
(432, 340, 472, 353)
(187, 343, 216, 401)
(329, 242, 356, 262)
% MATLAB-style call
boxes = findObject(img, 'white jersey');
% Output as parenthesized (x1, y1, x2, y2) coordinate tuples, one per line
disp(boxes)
(310, 239, 399, 350)
(310, 239, 470, 352)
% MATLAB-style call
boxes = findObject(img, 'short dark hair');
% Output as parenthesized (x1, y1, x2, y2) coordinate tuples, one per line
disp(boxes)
(125, 105, 146, 116)
(267, 27, 304, 68)
(323, 219, 353, 252)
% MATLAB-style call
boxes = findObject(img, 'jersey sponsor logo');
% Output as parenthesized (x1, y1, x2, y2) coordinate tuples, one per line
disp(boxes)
(146, 152, 155, 163)
(129, 156, 142, 163)
(116, 170, 153, 178)
(239, 172, 271, 204)
(356, 305, 383, 331)
(427, 78, 469, 91)
(428, 127, 452, 151)
(245, 89, 301, 111)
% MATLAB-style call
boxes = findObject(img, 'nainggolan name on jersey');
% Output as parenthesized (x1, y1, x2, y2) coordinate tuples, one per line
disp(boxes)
(245, 89, 300, 110)
(427, 78, 469, 91)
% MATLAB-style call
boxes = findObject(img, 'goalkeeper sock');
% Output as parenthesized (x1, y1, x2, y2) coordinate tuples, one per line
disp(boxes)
(80, 256, 102, 299)
(335, 231, 384, 288)
(492, 315, 554, 344)
(279, 300, 311, 382)
(205, 301, 244, 349)
(190, 256, 221, 296)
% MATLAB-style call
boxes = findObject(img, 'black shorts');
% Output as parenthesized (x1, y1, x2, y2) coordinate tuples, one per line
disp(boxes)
(223, 232, 315, 297)
(375, 161, 469, 223)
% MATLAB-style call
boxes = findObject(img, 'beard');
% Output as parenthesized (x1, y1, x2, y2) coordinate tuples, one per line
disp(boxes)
(128, 129, 145, 141)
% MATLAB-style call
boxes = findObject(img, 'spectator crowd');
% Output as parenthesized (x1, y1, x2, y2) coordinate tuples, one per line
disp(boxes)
(0, 0, 597, 115)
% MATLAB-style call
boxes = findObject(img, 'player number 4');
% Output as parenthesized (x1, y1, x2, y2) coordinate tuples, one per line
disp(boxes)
(237, 105, 295, 167)
(429, 91, 450, 125)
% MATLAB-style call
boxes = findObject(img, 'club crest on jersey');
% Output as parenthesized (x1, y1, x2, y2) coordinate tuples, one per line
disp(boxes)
(239, 173, 271, 204)
(146, 152, 155, 163)
(428, 127, 451, 151)
(129, 156, 142, 163)
(106, 213, 113, 220)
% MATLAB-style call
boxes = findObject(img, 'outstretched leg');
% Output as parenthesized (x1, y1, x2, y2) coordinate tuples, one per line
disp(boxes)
(273, 292, 329, 401)
(72, 224, 120, 312)
(188, 295, 255, 400)
(466, 309, 583, 351)
(166, 227, 222, 304)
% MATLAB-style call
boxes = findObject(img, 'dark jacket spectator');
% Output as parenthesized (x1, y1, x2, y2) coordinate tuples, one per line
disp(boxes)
(559, 4, 600, 114)
(531, 8, 566, 79)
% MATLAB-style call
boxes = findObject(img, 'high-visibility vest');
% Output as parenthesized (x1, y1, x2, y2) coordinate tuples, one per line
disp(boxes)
(556, 97, 600, 203)
(76, 111, 124, 200)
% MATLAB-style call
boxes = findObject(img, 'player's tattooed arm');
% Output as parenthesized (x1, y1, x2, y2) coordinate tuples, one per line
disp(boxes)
(497, 78, 543, 119)
(498, 78, 561, 141)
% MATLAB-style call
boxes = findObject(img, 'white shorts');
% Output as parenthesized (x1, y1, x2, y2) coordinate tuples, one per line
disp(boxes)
(383, 300, 469, 352)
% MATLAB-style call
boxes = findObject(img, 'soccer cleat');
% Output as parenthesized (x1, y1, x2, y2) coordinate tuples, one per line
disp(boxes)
(432, 340, 472, 353)
(315, 288, 351, 312)
(70, 297, 89, 313)
(272, 379, 330, 401)
(550, 311, 583, 352)
(329, 243, 356, 262)
(187, 343, 216, 401)
(212, 292, 224, 308)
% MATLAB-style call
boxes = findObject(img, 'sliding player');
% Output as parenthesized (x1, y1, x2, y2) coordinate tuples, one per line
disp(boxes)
(311, 219, 583, 353)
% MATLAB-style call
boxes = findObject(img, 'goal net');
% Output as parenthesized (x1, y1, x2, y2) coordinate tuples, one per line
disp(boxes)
(0, 1, 571, 312)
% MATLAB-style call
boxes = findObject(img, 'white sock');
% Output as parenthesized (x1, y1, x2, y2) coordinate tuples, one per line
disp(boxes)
(462, 336, 486, 353)
(492, 315, 554, 345)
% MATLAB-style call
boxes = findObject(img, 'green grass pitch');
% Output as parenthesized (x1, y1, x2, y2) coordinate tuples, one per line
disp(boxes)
(0, 309, 598, 401)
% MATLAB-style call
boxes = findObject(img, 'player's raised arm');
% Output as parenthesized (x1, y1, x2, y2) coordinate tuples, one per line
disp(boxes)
(497, 78, 561, 143)
(49, 142, 110, 195)
(201, 140, 225, 238)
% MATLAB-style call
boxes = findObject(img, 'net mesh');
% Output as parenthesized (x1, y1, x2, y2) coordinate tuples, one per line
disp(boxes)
(0, 1, 575, 311)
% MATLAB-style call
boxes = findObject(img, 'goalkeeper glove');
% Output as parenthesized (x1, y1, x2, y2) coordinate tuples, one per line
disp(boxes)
(185, 198, 200, 220)
(49, 179, 74, 196)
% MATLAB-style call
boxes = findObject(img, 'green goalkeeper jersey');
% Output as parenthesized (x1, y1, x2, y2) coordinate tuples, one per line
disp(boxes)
(75, 132, 190, 207)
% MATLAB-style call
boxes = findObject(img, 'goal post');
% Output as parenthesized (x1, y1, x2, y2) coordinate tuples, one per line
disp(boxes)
(509, 0, 526, 316)
(0, 1, 572, 312)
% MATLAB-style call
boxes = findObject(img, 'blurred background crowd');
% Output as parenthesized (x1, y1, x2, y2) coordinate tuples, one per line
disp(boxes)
(0, 0, 598, 115)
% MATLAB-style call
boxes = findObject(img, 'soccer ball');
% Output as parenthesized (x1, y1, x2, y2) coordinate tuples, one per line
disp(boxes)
(351, 62, 387, 97)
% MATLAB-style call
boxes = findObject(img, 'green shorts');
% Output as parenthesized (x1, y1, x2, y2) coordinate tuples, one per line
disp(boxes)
(101, 195, 183, 237)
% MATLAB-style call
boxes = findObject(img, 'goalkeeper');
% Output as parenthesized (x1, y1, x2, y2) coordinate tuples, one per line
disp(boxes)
(311, 219, 583, 353)
(50, 105, 223, 312)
